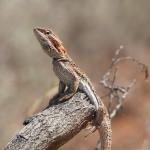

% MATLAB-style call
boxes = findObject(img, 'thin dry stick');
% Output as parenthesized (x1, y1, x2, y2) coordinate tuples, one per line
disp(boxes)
(100, 46, 148, 119)
(95, 46, 148, 149)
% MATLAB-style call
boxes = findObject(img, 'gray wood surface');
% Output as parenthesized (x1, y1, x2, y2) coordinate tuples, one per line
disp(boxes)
(5, 92, 96, 150)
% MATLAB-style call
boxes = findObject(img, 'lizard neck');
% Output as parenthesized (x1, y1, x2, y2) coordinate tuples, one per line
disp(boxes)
(53, 54, 70, 63)
(53, 57, 68, 62)
(53, 53, 72, 61)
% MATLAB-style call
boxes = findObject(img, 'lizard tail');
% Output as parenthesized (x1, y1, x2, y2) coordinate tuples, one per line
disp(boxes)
(97, 113, 112, 150)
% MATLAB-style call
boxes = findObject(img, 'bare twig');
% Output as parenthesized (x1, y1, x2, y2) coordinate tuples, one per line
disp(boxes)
(100, 46, 148, 119)
(95, 46, 148, 149)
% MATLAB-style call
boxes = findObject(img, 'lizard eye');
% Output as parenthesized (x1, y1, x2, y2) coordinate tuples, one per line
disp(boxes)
(46, 30, 50, 34)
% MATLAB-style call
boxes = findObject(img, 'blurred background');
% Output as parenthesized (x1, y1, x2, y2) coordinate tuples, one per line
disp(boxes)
(0, 0, 150, 149)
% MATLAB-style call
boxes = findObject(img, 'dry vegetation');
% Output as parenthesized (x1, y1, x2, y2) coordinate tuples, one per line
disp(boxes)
(0, 0, 150, 149)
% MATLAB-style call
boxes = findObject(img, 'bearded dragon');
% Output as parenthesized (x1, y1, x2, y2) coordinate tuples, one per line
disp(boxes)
(33, 27, 112, 150)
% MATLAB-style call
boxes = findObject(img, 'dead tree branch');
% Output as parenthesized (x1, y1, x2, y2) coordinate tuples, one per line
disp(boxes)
(100, 45, 148, 119)
(5, 46, 148, 150)
(94, 46, 148, 149)
(5, 92, 95, 150)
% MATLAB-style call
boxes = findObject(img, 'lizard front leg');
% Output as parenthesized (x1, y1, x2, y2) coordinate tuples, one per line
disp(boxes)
(53, 60, 80, 103)
(59, 81, 66, 93)
(47, 81, 66, 106)
(51, 81, 66, 100)
(58, 78, 79, 102)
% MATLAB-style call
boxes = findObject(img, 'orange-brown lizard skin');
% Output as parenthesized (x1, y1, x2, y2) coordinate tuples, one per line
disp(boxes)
(33, 27, 112, 150)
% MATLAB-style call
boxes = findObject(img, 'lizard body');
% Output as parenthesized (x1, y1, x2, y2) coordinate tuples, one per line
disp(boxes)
(33, 27, 112, 150)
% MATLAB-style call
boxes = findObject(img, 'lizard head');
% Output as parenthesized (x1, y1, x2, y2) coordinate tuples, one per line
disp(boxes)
(33, 27, 66, 58)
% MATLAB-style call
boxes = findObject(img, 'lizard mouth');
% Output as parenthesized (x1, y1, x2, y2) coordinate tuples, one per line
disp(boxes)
(33, 27, 46, 39)
(33, 27, 53, 52)
(33, 27, 66, 54)
(33, 27, 54, 46)
(33, 27, 52, 45)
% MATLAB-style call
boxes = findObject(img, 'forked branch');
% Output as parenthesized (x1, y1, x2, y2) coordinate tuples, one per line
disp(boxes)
(100, 45, 148, 119)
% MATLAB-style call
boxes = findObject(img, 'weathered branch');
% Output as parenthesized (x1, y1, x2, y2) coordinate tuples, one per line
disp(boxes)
(5, 92, 96, 150)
